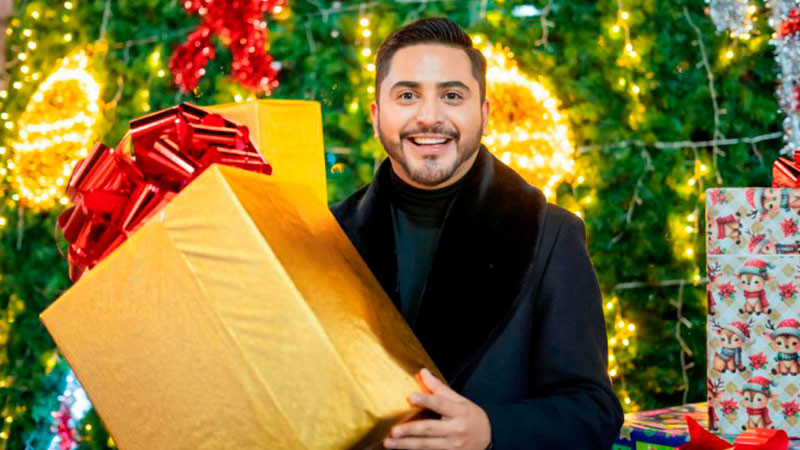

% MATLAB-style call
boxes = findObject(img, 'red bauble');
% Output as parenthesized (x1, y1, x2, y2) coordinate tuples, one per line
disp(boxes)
(778, 8, 800, 38)
(169, 0, 286, 93)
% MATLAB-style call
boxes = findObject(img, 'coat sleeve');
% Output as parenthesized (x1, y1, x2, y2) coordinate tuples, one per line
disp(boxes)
(477, 214, 624, 449)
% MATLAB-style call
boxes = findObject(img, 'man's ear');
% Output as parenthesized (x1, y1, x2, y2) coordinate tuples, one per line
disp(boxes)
(370, 101, 379, 139)
(482, 100, 490, 136)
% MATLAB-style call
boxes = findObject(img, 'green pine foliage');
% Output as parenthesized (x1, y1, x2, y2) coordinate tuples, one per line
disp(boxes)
(0, 0, 783, 446)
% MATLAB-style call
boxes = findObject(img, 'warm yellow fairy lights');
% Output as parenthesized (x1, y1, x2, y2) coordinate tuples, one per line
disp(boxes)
(479, 41, 576, 199)
(10, 49, 103, 209)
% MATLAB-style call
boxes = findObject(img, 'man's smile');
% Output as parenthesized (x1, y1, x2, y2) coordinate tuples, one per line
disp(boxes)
(403, 134, 456, 155)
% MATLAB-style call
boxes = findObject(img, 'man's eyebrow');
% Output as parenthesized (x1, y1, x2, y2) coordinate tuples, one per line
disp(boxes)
(389, 81, 421, 91)
(438, 81, 470, 91)
(388, 80, 471, 91)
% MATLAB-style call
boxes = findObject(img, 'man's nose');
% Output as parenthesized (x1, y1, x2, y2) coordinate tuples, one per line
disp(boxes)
(415, 97, 444, 127)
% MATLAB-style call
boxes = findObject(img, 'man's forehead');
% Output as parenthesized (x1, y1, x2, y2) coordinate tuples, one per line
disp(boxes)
(383, 44, 475, 87)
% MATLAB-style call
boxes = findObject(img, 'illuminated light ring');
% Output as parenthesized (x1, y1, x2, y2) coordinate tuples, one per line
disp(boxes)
(10, 50, 102, 210)
(481, 43, 576, 199)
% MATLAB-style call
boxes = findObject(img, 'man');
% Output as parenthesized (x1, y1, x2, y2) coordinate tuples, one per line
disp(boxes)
(331, 17, 623, 449)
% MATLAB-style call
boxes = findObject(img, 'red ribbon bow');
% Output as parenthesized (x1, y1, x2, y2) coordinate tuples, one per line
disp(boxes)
(678, 416, 789, 450)
(58, 102, 272, 282)
(169, 0, 286, 93)
(772, 150, 800, 188)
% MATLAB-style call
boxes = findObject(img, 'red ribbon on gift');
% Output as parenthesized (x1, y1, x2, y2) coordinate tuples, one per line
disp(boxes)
(678, 416, 789, 450)
(58, 102, 272, 282)
(772, 150, 800, 188)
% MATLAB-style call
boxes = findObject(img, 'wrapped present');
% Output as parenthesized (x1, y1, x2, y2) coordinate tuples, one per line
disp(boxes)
(706, 187, 800, 438)
(614, 402, 709, 449)
(614, 403, 800, 450)
(42, 164, 440, 449)
(57, 102, 273, 281)
(57, 100, 326, 281)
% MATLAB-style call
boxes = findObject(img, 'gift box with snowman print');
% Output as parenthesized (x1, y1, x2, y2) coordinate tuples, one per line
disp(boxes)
(706, 187, 800, 437)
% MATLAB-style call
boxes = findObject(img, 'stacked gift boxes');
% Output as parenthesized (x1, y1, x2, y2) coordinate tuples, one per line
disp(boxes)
(613, 402, 800, 449)
(613, 402, 708, 449)
(706, 187, 800, 438)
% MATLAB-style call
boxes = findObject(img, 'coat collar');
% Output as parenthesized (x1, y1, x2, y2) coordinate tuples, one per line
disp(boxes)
(342, 145, 546, 384)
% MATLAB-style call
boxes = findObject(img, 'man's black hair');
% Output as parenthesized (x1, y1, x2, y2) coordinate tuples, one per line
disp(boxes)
(375, 17, 487, 103)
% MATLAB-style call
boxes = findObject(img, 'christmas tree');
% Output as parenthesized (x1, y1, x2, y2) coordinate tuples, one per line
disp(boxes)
(0, 0, 790, 447)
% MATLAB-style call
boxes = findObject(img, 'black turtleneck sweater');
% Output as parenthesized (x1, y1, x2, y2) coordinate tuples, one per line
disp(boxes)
(389, 169, 464, 328)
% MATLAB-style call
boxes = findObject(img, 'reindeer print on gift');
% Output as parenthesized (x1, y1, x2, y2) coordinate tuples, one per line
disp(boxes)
(740, 376, 775, 430)
(764, 319, 800, 376)
(711, 319, 751, 373)
(746, 230, 778, 255)
(748, 188, 790, 219)
(738, 259, 774, 316)
(708, 378, 723, 432)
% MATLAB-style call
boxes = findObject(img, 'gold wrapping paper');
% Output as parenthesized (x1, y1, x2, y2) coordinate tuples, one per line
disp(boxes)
(207, 100, 327, 204)
(41, 165, 441, 450)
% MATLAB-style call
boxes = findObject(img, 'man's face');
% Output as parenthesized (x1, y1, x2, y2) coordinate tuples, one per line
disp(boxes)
(371, 44, 490, 188)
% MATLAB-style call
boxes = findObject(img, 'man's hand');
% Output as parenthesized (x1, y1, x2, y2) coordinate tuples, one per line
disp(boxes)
(383, 368, 492, 450)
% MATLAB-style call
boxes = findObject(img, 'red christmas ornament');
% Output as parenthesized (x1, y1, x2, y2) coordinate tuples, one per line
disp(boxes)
(778, 8, 800, 38)
(169, 0, 286, 93)
(52, 405, 77, 450)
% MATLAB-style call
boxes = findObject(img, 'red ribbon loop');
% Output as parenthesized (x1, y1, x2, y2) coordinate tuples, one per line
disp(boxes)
(678, 416, 789, 450)
(58, 102, 272, 281)
(772, 151, 800, 188)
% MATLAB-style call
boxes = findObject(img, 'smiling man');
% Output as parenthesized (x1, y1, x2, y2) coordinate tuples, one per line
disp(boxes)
(331, 17, 623, 449)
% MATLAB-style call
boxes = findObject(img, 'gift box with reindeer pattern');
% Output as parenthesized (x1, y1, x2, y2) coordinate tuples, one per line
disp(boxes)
(706, 187, 800, 437)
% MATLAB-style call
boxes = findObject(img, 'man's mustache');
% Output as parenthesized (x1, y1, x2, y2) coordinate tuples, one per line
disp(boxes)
(399, 125, 459, 141)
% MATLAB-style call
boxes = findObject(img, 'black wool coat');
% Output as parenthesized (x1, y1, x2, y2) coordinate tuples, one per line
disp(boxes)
(331, 146, 624, 449)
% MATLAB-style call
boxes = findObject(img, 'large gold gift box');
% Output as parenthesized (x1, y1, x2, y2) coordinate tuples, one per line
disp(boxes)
(41, 165, 440, 449)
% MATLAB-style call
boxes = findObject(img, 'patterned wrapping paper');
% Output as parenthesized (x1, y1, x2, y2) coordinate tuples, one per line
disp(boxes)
(706, 187, 800, 438)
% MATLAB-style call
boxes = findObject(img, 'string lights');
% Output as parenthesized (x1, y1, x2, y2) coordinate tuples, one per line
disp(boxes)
(479, 40, 576, 200)
(9, 49, 103, 210)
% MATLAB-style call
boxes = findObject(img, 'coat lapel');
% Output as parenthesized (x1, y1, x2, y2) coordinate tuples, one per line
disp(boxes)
(342, 160, 402, 309)
(336, 146, 546, 384)
(412, 147, 546, 383)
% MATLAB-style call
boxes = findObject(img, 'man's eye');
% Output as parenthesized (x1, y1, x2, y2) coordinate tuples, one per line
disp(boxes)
(444, 92, 462, 100)
(398, 92, 416, 100)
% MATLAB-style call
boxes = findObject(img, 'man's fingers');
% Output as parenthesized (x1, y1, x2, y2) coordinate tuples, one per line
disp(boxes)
(409, 392, 466, 417)
(390, 419, 457, 438)
(383, 436, 450, 449)
(419, 368, 461, 400)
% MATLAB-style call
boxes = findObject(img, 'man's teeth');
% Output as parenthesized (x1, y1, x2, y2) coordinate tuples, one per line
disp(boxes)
(411, 137, 448, 145)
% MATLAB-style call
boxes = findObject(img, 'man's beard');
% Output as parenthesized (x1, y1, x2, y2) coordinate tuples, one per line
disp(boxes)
(376, 116, 482, 187)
